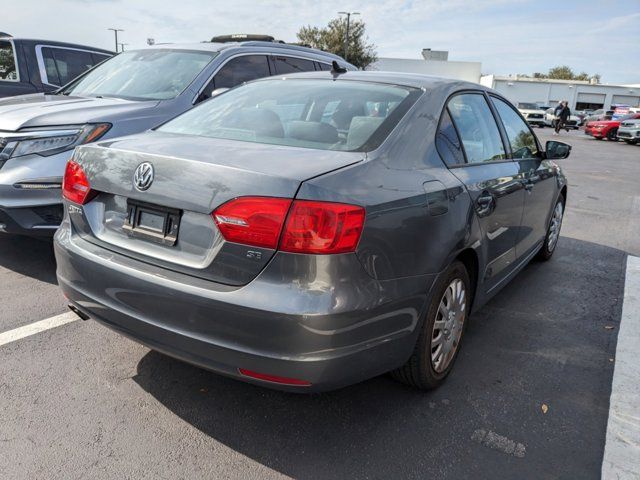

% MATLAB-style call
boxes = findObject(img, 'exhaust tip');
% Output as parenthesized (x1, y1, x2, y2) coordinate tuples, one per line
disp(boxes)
(68, 304, 90, 321)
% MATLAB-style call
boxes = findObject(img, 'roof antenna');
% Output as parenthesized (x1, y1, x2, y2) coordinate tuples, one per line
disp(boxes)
(331, 60, 347, 75)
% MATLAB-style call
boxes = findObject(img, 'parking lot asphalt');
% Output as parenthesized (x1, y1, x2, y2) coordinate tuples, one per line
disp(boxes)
(0, 130, 638, 479)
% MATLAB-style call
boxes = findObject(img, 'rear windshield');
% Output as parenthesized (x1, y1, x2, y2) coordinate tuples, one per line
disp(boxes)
(61, 49, 217, 100)
(158, 79, 421, 152)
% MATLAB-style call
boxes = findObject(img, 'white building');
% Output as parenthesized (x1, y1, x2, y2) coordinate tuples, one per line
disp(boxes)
(368, 50, 639, 111)
(368, 50, 481, 83)
(480, 75, 640, 110)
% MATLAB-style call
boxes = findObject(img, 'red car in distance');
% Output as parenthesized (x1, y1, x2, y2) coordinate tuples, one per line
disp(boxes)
(584, 113, 640, 140)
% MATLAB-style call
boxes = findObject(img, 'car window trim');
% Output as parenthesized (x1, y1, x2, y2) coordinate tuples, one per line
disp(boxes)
(272, 55, 316, 75)
(0, 38, 20, 82)
(488, 93, 543, 159)
(192, 51, 332, 105)
(441, 89, 512, 168)
(35, 44, 111, 87)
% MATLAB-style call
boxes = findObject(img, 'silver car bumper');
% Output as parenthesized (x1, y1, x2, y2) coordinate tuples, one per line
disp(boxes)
(0, 149, 70, 235)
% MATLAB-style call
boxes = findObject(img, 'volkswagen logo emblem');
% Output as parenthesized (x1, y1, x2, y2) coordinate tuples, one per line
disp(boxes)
(133, 162, 154, 191)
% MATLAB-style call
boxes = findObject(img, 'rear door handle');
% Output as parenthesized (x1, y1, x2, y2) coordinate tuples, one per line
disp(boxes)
(476, 193, 495, 217)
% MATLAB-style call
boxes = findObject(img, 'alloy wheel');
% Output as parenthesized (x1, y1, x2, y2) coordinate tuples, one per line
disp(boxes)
(431, 279, 467, 373)
(547, 201, 564, 252)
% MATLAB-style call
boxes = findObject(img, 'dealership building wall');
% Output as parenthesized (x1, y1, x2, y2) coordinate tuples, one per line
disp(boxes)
(369, 57, 482, 83)
(480, 75, 640, 110)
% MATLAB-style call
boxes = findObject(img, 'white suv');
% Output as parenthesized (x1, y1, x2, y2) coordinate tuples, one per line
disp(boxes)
(517, 103, 546, 128)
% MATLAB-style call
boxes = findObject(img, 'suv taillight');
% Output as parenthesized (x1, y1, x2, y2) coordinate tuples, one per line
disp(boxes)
(212, 197, 365, 254)
(62, 160, 94, 205)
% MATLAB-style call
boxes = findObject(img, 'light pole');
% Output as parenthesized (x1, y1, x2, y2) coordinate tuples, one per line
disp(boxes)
(338, 11, 359, 62)
(118, 43, 128, 52)
(108, 28, 124, 53)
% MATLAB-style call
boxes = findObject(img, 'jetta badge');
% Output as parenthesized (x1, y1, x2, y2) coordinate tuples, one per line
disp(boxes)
(133, 162, 154, 191)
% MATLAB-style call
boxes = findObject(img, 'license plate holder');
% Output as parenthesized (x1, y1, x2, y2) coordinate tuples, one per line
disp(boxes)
(123, 200, 181, 246)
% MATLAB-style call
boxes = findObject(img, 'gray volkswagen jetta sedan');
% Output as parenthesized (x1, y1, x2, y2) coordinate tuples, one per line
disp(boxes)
(55, 71, 570, 392)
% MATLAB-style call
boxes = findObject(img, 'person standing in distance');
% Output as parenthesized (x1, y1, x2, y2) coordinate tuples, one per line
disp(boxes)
(554, 101, 571, 135)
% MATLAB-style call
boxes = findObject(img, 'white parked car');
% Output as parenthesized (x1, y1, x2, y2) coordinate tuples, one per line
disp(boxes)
(544, 108, 580, 129)
(516, 102, 546, 128)
(616, 118, 640, 144)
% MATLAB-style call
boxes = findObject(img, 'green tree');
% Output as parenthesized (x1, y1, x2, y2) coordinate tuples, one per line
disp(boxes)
(547, 65, 575, 80)
(297, 18, 377, 69)
(532, 66, 600, 83)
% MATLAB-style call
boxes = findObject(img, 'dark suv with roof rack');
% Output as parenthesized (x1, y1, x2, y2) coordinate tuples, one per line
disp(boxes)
(0, 36, 354, 236)
(0, 35, 113, 98)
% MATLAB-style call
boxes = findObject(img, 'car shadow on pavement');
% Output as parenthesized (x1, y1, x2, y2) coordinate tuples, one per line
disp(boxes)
(133, 236, 625, 480)
(0, 235, 58, 284)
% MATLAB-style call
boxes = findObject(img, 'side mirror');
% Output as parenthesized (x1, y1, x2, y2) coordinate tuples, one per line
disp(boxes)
(545, 140, 571, 160)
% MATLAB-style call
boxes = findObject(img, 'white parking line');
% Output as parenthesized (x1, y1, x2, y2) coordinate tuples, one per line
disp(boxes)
(602, 255, 640, 480)
(0, 312, 79, 347)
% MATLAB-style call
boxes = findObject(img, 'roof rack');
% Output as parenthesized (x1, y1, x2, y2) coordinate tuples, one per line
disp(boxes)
(238, 41, 344, 60)
(211, 34, 283, 43)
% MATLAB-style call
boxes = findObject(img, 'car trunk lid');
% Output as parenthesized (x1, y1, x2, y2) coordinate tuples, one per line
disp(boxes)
(68, 131, 363, 285)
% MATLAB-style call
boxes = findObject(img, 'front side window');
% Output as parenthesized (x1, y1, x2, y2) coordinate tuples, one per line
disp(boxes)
(0, 40, 18, 81)
(492, 97, 538, 159)
(213, 55, 270, 90)
(447, 93, 506, 164)
(159, 79, 421, 152)
(61, 49, 217, 100)
(273, 56, 315, 74)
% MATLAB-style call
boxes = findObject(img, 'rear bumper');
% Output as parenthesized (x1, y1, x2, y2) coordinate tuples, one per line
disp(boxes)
(54, 224, 436, 392)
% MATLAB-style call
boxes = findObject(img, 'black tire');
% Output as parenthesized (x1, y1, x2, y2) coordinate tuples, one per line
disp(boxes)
(537, 194, 565, 261)
(607, 128, 618, 141)
(624, 140, 637, 145)
(538, 124, 544, 128)
(391, 261, 471, 390)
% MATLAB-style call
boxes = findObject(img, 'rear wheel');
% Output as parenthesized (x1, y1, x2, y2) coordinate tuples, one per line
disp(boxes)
(624, 140, 637, 145)
(392, 261, 470, 390)
(537, 195, 564, 261)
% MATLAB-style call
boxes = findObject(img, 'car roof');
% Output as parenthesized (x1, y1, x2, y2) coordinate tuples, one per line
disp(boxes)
(1, 37, 113, 54)
(251, 70, 485, 91)
(141, 41, 346, 62)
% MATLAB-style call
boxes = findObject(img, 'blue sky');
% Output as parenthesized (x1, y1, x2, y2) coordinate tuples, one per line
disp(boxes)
(6, 0, 640, 83)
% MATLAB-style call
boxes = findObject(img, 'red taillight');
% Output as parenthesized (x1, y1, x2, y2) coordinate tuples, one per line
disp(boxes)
(62, 160, 93, 205)
(213, 197, 292, 249)
(238, 368, 311, 386)
(280, 200, 365, 254)
(213, 197, 365, 254)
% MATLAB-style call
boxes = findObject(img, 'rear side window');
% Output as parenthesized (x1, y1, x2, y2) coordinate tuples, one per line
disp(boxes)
(213, 55, 270, 89)
(436, 109, 465, 166)
(159, 79, 421, 152)
(491, 96, 538, 159)
(41, 47, 95, 86)
(273, 56, 316, 74)
(0, 40, 18, 81)
(447, 93, 506, 164)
